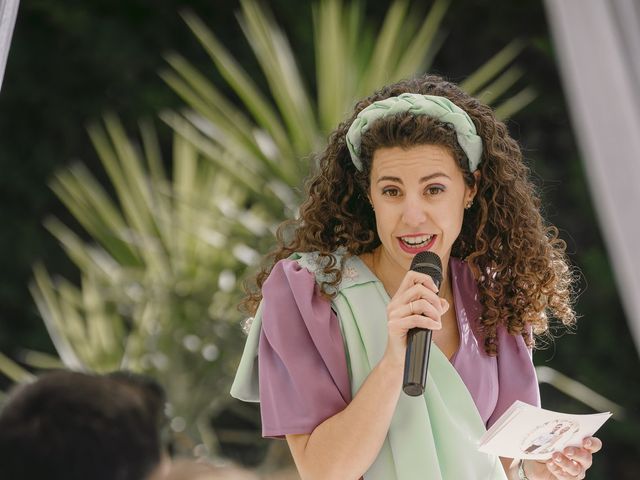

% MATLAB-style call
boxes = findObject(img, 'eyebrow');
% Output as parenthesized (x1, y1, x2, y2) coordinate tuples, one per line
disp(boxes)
(376, 173, 451, 184)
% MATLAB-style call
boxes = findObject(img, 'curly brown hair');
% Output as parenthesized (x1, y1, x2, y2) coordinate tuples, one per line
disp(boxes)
(242, 74, 576, 355)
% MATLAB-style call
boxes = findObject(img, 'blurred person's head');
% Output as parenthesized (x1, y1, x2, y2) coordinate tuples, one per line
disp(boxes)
(0, 369, 167, 480)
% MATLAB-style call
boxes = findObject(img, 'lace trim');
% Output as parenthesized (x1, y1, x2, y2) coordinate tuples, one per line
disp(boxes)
(293, 247, 364, 292)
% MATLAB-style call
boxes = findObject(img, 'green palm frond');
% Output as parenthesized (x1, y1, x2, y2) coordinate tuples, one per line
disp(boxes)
(459, 39, 535, 118)
(0, 353, 35, 383)
(493, 87, 537, 120)
(313, 0, 451, 132)
(359, 0, 447, 95)
(238, 0, 319, 154)
(460, 39, 526, 94)
(179, 11, 299, 165)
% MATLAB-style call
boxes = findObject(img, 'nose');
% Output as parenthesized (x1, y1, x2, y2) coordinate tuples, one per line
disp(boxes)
(401, 195, 427, 227)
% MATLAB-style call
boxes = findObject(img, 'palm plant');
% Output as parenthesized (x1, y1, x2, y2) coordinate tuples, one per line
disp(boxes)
(1, 0, 535, 462)
(30, 117, 255, 453)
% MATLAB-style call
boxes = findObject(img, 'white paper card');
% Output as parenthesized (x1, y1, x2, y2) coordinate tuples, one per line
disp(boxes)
(478, 401, 611, 460)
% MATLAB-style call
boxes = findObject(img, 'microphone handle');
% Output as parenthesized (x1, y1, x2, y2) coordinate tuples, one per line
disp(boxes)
(402, 328, 433, 396)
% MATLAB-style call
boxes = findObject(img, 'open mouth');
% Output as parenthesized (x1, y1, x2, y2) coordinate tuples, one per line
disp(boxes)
(397, 234, 437, 252)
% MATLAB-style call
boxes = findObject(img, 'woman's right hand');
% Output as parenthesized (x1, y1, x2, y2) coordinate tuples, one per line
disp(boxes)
(383, 270, 449, 368)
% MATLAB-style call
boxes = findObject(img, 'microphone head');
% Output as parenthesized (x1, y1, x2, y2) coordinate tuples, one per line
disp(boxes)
(410, 251, 442, 288)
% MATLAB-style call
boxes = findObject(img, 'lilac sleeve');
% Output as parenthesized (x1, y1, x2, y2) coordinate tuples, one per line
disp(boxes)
(258, 260, 352, 438)
(487, 326, 541, 428)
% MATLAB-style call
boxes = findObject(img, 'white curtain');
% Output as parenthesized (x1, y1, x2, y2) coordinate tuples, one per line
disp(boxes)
(543, 0, 640, 355)
(0, 0, 19, 92)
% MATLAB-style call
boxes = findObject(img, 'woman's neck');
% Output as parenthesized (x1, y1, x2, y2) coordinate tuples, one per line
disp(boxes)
(362, 247, 451, 299)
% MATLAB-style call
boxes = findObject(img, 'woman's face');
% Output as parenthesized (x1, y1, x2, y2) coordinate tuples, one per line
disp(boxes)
(368, 144, 478, 278)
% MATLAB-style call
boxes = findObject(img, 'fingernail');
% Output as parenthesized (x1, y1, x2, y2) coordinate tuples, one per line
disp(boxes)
(584, 438, 592, 447)
(554, 455, 562, 463)
(565, 448, 574, 457)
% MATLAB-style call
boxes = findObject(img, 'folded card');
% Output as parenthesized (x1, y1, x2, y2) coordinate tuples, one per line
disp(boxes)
(478, 401, 611, 460)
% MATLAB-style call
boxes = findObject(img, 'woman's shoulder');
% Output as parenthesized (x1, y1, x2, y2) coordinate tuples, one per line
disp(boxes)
(262, 253, 346, 310)
(266, 249, 347, 288)
(263, 257, 316, 295)
(290, 248, 347, 273)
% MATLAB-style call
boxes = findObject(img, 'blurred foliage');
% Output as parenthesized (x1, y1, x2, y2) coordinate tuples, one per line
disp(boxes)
(30, 117, 252, 453)
(0, 0, 638, 477)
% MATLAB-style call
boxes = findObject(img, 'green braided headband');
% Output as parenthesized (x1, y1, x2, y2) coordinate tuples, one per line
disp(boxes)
(345, 93, 483, 172)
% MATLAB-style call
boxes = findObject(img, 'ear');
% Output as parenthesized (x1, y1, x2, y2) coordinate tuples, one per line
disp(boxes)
(366, 191, 374, 206)
(468, 170, 481, 202)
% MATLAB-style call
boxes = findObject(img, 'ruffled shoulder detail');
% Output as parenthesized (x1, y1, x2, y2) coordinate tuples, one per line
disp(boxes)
(291, 247, 380, 294)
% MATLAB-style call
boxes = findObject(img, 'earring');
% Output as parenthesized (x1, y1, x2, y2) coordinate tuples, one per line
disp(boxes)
(465, 200, 473, 209)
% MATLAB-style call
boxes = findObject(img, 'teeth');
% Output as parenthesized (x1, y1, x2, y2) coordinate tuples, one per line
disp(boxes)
(401, 235, 433, 246)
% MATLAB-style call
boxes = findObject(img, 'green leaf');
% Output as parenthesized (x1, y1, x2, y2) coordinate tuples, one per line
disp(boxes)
(460, 39, 526, 95)
(494, 87, 537, 120)
(161, 54, 264, 161)
(394, 0, 450, 78)
(30, 265, 85, 371)
(180, 10, 296, 162)
(18, 350, 65, 370)
(238, 0, 319, 156)
(361, 0, 410, 93)
(0, 353, 35, 383)
(476, 65, 524, 106)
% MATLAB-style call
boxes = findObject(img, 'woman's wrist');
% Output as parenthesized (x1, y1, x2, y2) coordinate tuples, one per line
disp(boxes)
(517, 459, 530, 480)
(378, 350, 405, 378)
(516, 459, 549, 480)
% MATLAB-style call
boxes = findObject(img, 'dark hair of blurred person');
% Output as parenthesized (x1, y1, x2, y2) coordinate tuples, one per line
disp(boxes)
(0, 370, 168, 480)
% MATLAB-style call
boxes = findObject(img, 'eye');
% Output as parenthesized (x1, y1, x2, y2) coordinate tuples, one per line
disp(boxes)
(382, 187, 401, 197)
(425, 185, 445, 196)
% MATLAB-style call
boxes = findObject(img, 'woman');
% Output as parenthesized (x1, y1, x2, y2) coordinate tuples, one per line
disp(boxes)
(231, 75, 601, 479)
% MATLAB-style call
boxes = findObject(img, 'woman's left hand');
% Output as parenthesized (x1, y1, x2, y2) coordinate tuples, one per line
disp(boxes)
(522, 437, 603, 479)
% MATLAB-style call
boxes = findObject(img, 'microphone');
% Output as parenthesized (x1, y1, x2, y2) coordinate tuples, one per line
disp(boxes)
(403, 251, 443, 396)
